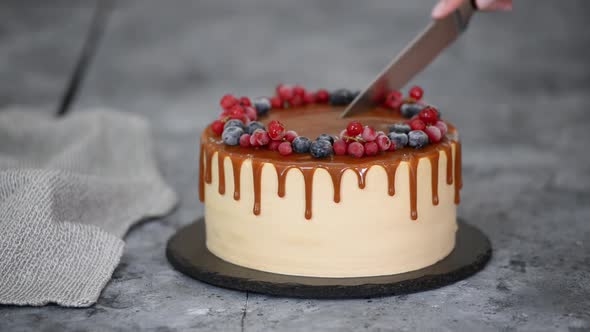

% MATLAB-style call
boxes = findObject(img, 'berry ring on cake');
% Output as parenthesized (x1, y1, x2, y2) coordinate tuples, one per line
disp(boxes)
(198, 84, 462, 278)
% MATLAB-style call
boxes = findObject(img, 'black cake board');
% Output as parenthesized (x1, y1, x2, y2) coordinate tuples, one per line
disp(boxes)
(166, 218, 491, 299)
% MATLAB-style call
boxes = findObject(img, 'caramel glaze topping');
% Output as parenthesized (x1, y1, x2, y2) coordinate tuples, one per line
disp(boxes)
(199, 105, 461, 221)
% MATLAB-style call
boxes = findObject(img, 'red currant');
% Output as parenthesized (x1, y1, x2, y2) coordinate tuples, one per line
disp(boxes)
(347, 141, 365, 158)
(293, 85, 306, 98)
(250, 129, 270, 146)
(364, 141, 379, 156)
(424, 126, 442, 143)
(267, 120, 286, 141)
(376, 134, 391, 151)
(270, 96, 283, 109)
(239, 134, 251, 147)
(409, 86, 424, 100)
(211, 120, 224, 136)
(333, 139, 347, 156)
(361, 125, 377, 142)
(434, 120, 448, 136)
(244, 106, 257, 121)
(418, 107, 439, 125)
(220, 94, 239, 110)
(239, 96, 251, 107)
(384, 91, 403, 109)
(290, 95, 304, 107)
(277, 84, 294, 101)
(303, 91, 316, 104)
(346, 121, 363, 136)
(409, 118, 426, 131)
(278, 142, 293, 156)
(268, 140, 281, 151)
(315, 89, 330, 103)
(228, 104, 245, 119)
(388, 142, 397, 152)
(285, 130, 298, 143)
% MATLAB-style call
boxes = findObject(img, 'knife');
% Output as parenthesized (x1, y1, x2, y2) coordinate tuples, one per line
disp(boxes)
(340, 0, 476, 118)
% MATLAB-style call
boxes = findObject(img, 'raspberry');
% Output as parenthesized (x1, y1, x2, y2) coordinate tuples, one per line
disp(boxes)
(285, 130, 298, 143)
(250, 129, 270, 146)
(228, 104, 245, 119)
(268, 140, 282, 151)
(361, 125, 377, 142)
(409, 86, 424, 100)
(409, 118, 426, 131)
(220, 94, 239, 110)
(244, 106, 257, 121)
(419, 107, 439, 125)
(347, 141, 365, 158)
(303, 91, 316, 104)
(267, 120, 286, 141)
(211, 120, 225, 136)
(293, 85, 306, 98)
(270, 96, 283, 109)
(239, 96, 251, 107)
(278, 142, 293, 156)
(277, 84, 294, 101)
(364, 141, 379, 156)
(434, 120, 448, 136)
(384, 91, 403, 109)
(333, 139, 348, 155)
(239, 134, 251, 147)
(424, 126, 442, 143)
(376, 134, 391, 151)
(290, 95, 304, 107)
(315, 89, 330, 103)
(346, 121, 363, 136)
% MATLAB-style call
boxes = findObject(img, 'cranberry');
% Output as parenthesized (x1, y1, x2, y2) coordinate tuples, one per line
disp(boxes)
(315, 89, 330, 103)
(424, 126, 442, 143)
(361, 125, 377, 142)
(303, 91, 316, 104)
(267, 120, 286, 141)
(278, 142, 293, 156)
(419, 107, 439, 125)
(434, 120, 448, 136)
(277, 84, 294, 101)
(364, 141, 379, 156)
(333, 139, 348, 156)
(220, 94, 239, 110)
(239, 96, 251, 107)
(293, 85, 306, 98)
(376, 134, 391, 151)
(211, 120, 225, 136)
(409, 86, 424, 100)
(270, 96, 283, 109)
(250, 129, 270, 146)
(268, 140, 281, 151)
(285, 130, 298, 143)
(244, 106, 257, 121)
(384, 91, 403, 109)
(239, 134, 251, 147)
(409, 118, 426, 131)
(347, 141, 365, 158)
(346, 121, 363, 136)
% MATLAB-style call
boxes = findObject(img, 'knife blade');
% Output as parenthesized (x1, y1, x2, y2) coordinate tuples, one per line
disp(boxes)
(340, 1, 476, 118)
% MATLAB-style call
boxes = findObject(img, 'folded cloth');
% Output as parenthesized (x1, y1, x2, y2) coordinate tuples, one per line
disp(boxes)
(0, 109, 177, 307)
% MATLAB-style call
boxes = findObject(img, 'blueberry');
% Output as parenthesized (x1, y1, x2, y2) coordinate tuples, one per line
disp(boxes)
(408, 130, 429, 148)
(330, 89, 354, 106)
(246, 121, 265, 135)
(316, 134, 335, 145)
(224, 119, 245, 131)
(292, 136, 312, 153)
(400, 103, 424, 118)
(253, 97, 271, 117)
(310, 139, 333, 158)
(388, 132, 409, 149)
(389, 123, 411, 134)
(222, 126, 244, 146)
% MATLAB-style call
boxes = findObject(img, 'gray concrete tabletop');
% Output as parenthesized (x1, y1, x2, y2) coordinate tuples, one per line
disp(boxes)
(1, 0, 589, 331)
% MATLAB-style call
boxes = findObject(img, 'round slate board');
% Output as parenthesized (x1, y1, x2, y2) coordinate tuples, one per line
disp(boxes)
(166, 218, 491, 298)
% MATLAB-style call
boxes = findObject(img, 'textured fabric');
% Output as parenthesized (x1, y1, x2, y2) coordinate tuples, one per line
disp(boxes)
(0, 109, 177, 307)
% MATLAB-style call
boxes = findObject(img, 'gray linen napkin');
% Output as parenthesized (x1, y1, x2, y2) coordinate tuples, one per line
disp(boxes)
(0, 109, 177, 307)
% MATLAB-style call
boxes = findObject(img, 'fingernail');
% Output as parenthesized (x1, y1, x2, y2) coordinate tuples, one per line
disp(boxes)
(431, 0, 447, 18)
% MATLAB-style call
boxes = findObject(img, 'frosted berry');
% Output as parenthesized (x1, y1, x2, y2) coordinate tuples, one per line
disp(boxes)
(419, 107, 439, 125)
(364, 141, 379, 156)
(292, 136, 312, 153)
(315, 89, 330, 103)
(400, 103, 424, 118)
(347, 141, 365, 158)
(389, 123, 411, 134)
(211, 120, 225, 136)
(239, 96, 252, 107)
(277, 84, 294, 101)
(222, 126, 244, 146)
(434, 120, 448, 136)
(278, 142, 293, 156)
(424, 126, 442, 143)
(224, 119, 245, 131)
(408, 130, 429, 148)
(409, 118, 426, 131)
(253, 97, 271, 116)
(293, 85, 306, 98)
(270, 96, 283, 109)
(220, 94, 239, 110)
(290, 95, 304, 107)
(246, 121, 265, 135)
(376, 134, 391, 151)
(244, 106, 257, 121)
(310, 139, 333, 158)
(361, 126, 377, 142)
(409, 86, 424, 100)
(239, 134, 251, 147)
(388, 142, 397, 152)
(267, 120, 286, 141)
(268, 140, 281, 151)
(250, 129, 270, 146)
(384, 91, 403, 109)
(330, 89, 354, 106)
(346, 121, 363, 136)
(333, 139, 347, 155)
(285, 130, 298, 143)
(303, 91, 316, 104)
(388, 132, 409, 149)
(317, 134, 335, 145)
(227, 104, 246, 120)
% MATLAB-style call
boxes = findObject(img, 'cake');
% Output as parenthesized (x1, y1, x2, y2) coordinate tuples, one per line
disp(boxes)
(199, 85, 461, 278)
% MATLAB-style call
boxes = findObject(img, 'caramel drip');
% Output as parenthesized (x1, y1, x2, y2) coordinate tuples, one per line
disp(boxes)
(408, 156, 419, 221)
(231, 158, 243, 200)
(328, 168, 345, 203)
(354, 167, 368, 189)
(454, 141, 462, 204)
(275, 165, 294, 198)
(252, 161, 264, 216)
(198, 144, 205, 202)
(217, 152, 226, 195)
(204, 149, 213, 184)
(429, 153, 440, 206)
(384, 162, 400, 196)
(442, 144, 453, 185)
(301, 167, 315, 220)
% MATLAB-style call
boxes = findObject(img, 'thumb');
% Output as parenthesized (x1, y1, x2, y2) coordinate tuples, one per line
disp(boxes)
(432, 0, 465, 19)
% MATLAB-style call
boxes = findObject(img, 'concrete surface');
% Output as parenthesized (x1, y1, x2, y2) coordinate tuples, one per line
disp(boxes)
(1, 0, 589, 331)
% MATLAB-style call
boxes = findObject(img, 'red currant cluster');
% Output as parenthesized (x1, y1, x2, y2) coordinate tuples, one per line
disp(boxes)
(238, 120, 298, 156)
(211, 95, 258, 136)
(334, 122, 393, 158)
(272, 84, 331, 109)
(407, 106, 447, 143)
(380, 86, 424, 110)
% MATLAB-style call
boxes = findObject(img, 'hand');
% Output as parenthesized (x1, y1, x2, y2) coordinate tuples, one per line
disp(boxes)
(432, 0, 512, 19)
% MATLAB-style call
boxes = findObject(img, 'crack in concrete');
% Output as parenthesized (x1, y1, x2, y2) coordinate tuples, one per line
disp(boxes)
(240, 292, 249, 332)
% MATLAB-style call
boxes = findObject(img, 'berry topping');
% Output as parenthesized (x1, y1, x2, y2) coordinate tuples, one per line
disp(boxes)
(290, 95, 304, 107)
(239, 96, 251, 106)
(400, 103, 425, 118)
(424, 126, 443, 143)
(384, 91, 403, 109)
(246, 121, 265, 135)
(333, 139, 347, 156)
(226, 104, 246, 120)
(222, 126, 244, 146)
(224, 119, 246, 131)
(389, 123, 411, 134)
(292, 136, 312, 153)
(239, 134, 251, 147)
(267, 120, 286, 141)
(315, 89, 330, 103)
(434, 120, 448, 136)
(277, 84, 294, 101)
(347, 141, 365, 158)
(409, 86, 424, 100)
(364, 141, 379, 156)
(303, 91, 316, 104)
(220, 94, 239, 110)
(310, 139, 333, 159)
(278, 142, 293, 156)
(211, 120, 225, 136)
(253, 97, 271, 116)
(346, 121, 363, 137)
(250, 129, 270, 146)
(330, 89, 354, 106)
(244, 106, 257, 121)
(316, 134, 335, 145)
(268, 140, 282, 151)
(270, 96, 283, 109)
(388, 132, 409, 149)
(293, 85, 306, 98)
(418, 106, 439, 125)
(376, 134, 392, 151)
(361, 126, 377, 142)
(408, 130, 429, 148)
(285, 130, 298, 143)
(409, 118, 427, 131)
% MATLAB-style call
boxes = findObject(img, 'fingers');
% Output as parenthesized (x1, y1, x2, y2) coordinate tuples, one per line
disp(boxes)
(431, 0, 464, 19)
(476, 0, 513, 11)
